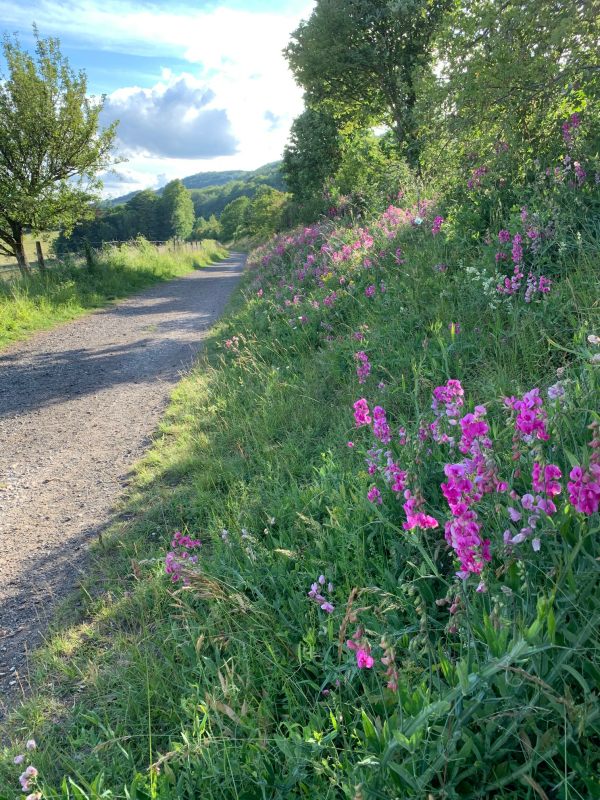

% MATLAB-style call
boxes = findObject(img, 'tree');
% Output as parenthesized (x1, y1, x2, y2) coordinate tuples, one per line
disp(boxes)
(193, 214, 222, 240)
(0, 29, 117, 274)
(126, 190, 160, 240)
(282, 108, 342, 201)
(426, 0, 600, 165)
(220, 196, 251, 241)
(159, 180, 195, 240)
(243, 187, 289, 237)
(285, 0, 450, 169)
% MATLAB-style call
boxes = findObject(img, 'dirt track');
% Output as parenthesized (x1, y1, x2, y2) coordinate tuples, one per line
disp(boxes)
(0, 254, 244, 713)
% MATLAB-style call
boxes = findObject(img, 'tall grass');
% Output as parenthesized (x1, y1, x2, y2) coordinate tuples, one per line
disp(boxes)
(0, 239, 227, 349)
(0, 211, 598, 798)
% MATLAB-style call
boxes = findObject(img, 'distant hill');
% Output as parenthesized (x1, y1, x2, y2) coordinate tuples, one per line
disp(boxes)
(107, 162, 285, 211)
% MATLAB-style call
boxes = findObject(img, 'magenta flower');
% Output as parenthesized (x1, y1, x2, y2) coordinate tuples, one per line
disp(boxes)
(568, 464, 600, 515)
(367, 486, 382, 505)
(356, 648, 375, 669)
(365, 284, 376, 298)
(355, 351, 371, 384)
(504, 389, 549, 442)
(372, 406, 391, 444)
(353, 398, 372, 427)
(511, 233, 523, 264)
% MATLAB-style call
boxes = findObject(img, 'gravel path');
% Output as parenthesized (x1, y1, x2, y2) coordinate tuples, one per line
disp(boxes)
(0, 254, 244, 713)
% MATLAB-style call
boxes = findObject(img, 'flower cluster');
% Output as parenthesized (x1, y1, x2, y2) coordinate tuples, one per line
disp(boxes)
(353, 398, 372, 427)
(350, 371, 597, 589)
(13, 739, 41, 799)
(504, 389, 549, 443)
(224, 335, 240, 350)
(354, 351, 371, 384)
(431, 215, 444, 236)
(346, 627, 374, 669)
(562, 112, 581, 148)
(165, 530, 202, 584)
(568, 426, 600, 515)
(308, 575, 335, 613)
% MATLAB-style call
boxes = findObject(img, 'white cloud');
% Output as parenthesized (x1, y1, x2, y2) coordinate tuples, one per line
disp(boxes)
(1, 1, 316, 193)
(101, 74, 238, 158)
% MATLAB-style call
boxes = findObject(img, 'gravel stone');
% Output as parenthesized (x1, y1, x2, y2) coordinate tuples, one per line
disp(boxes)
(0, 254, 244, 715)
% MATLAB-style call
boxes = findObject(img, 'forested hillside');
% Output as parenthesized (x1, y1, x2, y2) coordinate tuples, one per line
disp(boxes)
(1, 1, 599, 799)
(58, 163, 287, 250)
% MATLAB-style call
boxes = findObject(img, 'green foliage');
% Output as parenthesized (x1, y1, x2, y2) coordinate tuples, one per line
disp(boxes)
(189, 162, 286, 219)
(243, 186, 290, 238)
(0, 239, 227, 347)
(0, 28, 116, 273)
(59, 163, 286, 251)
(285, 0, 449, 166)
(125, 189, 160, 240)
(193, 214, 222, 241)
(219, 195, 251, 241)
(159, 180, 195, 241)
(282, 108, 342, 200)
(416, 0, 600, 220)
(220, 187, 290, 242)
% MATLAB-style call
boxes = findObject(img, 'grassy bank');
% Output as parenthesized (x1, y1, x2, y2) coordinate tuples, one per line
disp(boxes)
(0, 239, 227, 349)
(1, 205, 599, 798)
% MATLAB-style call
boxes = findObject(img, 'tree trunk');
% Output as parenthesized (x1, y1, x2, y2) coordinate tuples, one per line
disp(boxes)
(13, 232, 31, 276)
(36, 240, 47, 271)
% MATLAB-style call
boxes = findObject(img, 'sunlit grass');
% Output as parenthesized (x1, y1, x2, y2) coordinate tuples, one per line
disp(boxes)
(0, 239, 228, 349)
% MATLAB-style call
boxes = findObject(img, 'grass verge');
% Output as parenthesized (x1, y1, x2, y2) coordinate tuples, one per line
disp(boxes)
(0, 210, 598, 799)
(0, 239, 228, 350)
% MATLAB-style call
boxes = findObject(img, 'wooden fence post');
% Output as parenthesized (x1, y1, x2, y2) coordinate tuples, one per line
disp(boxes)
(35, 241, 47, 271)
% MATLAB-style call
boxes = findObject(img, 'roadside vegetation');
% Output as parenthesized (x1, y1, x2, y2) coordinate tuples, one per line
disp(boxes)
(1, 1, 599, 798)
(0, 239, 227, 349)
(1, 175, 598, 798)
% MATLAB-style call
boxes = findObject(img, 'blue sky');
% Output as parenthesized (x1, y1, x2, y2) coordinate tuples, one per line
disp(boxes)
(0, 0, 314, 195)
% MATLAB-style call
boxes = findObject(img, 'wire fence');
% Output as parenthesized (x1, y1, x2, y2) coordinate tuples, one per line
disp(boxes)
(0, 239, 210, 279)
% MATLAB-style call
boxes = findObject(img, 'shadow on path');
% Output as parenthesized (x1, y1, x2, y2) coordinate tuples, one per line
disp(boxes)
(0, 254, 245, 714)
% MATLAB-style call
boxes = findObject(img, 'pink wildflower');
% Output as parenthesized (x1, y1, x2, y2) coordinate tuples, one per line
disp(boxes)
(353, 398, 372, 427)
(504, 389, 549, 442)
(367, 486, 382, 505)
(356, 648, 375, 669)
(568, 465, 600, 515)
(355, 351, 371, 384)
(372, 406, 391, 444)
(431, 215, 444, 236)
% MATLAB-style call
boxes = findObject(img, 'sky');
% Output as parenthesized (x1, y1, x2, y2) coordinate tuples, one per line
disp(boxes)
(0, 0, 314, 196)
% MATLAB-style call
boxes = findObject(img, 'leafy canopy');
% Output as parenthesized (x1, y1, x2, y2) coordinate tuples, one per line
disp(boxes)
(0, 28, 117, 268)
(285, 0, 450, 166)
(282, 108, 342, 201)
(161, 179, 195, 241)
